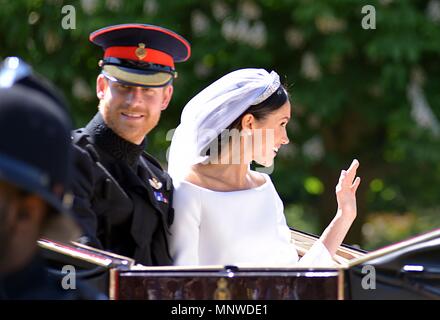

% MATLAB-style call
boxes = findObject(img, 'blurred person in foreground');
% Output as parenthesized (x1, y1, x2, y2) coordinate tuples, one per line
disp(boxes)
(0, 57, 105, 299)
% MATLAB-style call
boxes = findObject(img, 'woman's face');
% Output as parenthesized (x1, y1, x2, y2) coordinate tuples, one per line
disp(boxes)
(248, 101, 291, 167)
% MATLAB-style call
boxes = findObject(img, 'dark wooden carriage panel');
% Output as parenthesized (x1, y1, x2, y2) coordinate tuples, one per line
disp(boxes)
(112, 269, 342, 300)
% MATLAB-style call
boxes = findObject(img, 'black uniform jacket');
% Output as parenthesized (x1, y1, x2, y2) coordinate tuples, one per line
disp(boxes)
(70, 113, 174, 266)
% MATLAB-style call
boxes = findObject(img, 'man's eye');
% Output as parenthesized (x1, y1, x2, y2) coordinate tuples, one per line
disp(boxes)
(114, 83, 130, 90)
(281, 122, 287, 127)
(141, 87, 154, 93)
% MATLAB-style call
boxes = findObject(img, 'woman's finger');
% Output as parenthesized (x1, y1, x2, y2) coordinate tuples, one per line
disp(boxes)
(351, 176, 361, 193)
(345, 159, 359, 184)
(339, 169, 346, 180)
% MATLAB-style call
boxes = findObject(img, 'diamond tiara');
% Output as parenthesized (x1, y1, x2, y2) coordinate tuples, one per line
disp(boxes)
(252, 71, 281, 105)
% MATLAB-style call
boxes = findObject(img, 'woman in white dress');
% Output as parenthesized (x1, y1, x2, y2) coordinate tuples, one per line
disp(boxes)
(168, 68, 361, 267)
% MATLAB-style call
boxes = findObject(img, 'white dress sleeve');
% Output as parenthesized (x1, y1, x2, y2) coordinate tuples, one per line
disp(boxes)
(297, 239, 336, 267)
(168, 183, 202, 265)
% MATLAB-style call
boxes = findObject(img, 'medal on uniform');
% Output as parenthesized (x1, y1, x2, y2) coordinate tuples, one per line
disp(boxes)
(149, 177, 162, 190)
(154, 191, 168, 204)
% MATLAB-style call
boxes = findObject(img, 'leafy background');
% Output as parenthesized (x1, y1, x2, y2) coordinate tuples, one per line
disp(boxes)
(1, 0, 440, 250)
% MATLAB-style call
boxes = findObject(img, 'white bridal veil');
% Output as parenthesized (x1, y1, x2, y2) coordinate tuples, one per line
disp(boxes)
(168, 68, 281, 183)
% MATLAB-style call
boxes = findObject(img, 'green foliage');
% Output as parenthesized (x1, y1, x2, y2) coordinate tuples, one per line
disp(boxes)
(2, 0, 440, 249)
(284, 204, 319, 235)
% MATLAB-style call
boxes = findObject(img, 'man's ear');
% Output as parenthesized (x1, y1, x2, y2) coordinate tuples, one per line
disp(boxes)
(161, 85, 174, 110)
(96, 74, 107, 100)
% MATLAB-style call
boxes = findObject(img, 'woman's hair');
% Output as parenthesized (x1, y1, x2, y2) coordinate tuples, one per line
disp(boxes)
(227, 84, 288, 131)
(203, 84, 289, 158)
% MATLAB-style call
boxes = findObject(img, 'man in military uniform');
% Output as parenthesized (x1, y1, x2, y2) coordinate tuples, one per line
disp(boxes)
(71, 24, 191, 266)
(0, 57, 103, 299)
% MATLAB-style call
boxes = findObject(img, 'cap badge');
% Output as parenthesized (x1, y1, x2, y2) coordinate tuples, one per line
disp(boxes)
(135, 43, 147, 60)
(149, 177, 163, 190)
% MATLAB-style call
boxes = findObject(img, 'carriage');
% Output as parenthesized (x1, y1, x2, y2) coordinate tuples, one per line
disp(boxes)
(39, 227, 440, 300)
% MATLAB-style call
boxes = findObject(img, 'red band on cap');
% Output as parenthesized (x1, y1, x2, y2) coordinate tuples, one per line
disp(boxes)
(104, 46, 175, 68)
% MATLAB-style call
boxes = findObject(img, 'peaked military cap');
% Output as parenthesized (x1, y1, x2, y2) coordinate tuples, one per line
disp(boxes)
(89, 23, 191, 88)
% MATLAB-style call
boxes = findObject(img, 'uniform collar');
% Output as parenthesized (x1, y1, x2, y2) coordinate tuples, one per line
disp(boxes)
(85, 112, 147, 168)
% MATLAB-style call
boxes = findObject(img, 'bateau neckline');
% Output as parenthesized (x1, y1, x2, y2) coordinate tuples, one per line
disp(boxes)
(180, 172, 270, 193)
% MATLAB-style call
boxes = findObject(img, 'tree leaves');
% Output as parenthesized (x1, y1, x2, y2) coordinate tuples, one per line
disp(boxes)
(2, 0, 439, 248)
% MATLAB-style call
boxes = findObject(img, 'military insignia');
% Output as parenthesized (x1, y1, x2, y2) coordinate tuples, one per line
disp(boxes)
(135, 43, 147, 60)
(154, 191, 168, 203)
(149, 177, 163, 190)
